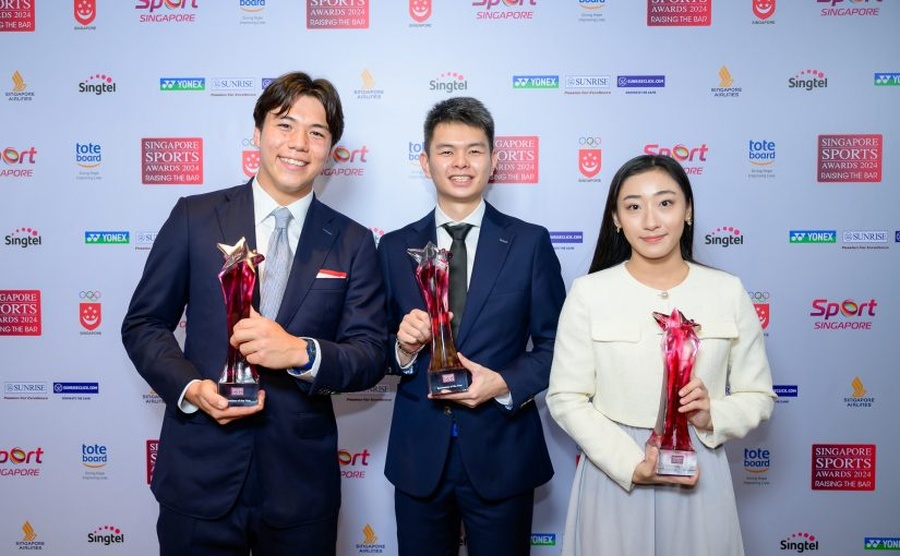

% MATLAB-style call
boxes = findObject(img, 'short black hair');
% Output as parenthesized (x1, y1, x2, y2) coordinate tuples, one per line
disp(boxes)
(253, 71, 344, 144)
(422, 97, 495, 154)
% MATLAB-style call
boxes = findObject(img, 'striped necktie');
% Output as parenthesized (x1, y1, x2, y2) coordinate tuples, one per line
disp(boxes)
(260, 207, 293, 319)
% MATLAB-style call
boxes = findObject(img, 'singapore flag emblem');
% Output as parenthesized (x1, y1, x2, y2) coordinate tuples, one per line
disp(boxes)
(579, 148, 601, 178)
(80, 302, 101, 331)
(410, 0, 432, 23)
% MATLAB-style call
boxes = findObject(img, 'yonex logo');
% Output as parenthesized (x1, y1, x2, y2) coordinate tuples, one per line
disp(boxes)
(84, 231, 130, 244)
(789, 230, 835, 244)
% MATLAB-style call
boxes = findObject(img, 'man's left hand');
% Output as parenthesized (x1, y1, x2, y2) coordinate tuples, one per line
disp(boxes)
(430, 353, 509, 408)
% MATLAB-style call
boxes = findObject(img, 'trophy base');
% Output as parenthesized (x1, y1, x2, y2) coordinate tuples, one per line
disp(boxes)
(218, 382, 259, 407)
(428, 368, 470, 395)
(656, 449, 698, 476)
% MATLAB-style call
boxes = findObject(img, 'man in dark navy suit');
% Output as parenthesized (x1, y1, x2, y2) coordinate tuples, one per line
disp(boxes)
(377, 97, 566, 556)
(122, 72, 387, 556)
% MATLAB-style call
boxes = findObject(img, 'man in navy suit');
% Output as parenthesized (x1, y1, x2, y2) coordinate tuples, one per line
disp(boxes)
(122, 72, 387, 556)
(377, 97, 566, 556)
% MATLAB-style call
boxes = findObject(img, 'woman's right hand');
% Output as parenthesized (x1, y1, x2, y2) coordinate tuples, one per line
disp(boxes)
(631, 443, 700, 487)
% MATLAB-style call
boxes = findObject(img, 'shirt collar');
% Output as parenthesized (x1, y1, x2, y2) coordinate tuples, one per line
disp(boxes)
(435, 199, 485, 229)
(251, 177, 314, 226)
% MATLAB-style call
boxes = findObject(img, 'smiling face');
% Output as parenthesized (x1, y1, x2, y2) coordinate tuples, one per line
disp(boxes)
(420, 122, 498, 220)
(612, 168, 692, 267)
(252, 95, 332, 205)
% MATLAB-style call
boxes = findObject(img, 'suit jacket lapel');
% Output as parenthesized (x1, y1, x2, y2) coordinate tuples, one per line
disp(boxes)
(214, 181, 260, 304)
(400, 211, 438, 306)
(459, 203, 513, 344)
(406, 211, 438, 257)
(216, 180, 257, 251)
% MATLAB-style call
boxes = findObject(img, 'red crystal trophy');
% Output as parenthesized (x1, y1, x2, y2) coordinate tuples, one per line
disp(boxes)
(217, 237, 264, 406)
(408, 242, 470, 395)
(648, 308, 700, 476)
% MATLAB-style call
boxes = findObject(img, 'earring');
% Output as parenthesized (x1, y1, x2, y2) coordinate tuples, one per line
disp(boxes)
(615, 225, 621, 234)
(686, 218, 692, 227)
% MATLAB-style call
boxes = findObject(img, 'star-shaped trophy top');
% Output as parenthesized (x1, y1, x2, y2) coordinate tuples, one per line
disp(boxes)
(652, 308, 700, 334)
(408, 241, 453, 266)
(217, 237, 264, 272)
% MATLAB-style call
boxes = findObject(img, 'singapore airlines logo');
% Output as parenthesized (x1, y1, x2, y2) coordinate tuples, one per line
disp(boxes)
(850, 376, 866, 398)
(844, 376, 874, 408)
(11, 70, 26, 92)
(711, 66, 741, 97)
(362, 524, 378, 544)
(17, 521, 44, 550)
(718, 66, 734, 88)
(353, 69, 384, 100)
(7, 70, 34, 102)
(354, 69, 384, 101)
(355, 523, 386, 552)
(22, 521, 36, 542)
(360, 69, 376, 90)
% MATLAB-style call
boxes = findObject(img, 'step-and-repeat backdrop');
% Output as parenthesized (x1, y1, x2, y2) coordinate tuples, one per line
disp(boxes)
(1, 1, 898, 555)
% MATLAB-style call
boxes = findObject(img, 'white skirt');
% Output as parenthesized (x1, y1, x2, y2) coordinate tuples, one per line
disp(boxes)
(561, 424, 744, 556)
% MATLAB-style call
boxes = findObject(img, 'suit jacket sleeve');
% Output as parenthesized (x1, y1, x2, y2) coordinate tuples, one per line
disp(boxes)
(376, 232, 404, 377)
(547, 277, 646, 491)
(696, 276, 775, 448)
(305, 223, 388, 394)
(121, 196, 205, 407)
(497, 228, 567, 413)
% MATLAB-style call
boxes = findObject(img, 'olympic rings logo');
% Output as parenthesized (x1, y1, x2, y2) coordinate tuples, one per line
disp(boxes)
(578, 137, 602, 147)
(80, 290, 102, 301)
(747, 291, 769, 302)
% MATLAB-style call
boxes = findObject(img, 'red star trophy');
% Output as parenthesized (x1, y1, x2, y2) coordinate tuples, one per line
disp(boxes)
(648, 309, 700, 476)
(217, 237, 264, 406)
(408, 242, 470, 395)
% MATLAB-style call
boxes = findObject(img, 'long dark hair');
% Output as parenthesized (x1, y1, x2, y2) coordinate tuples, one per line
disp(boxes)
(588, 154, 696, 273)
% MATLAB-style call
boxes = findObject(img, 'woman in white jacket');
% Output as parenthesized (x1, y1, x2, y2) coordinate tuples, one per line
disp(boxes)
(547, 154, 775, 556)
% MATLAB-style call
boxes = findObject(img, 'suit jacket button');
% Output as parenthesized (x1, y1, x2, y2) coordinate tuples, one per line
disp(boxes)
(443, 405, 452, 416)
